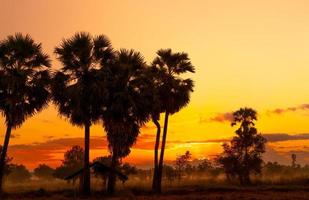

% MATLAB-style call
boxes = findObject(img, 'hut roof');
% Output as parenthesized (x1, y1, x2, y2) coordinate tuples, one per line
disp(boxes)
(65, 161, 128, 182)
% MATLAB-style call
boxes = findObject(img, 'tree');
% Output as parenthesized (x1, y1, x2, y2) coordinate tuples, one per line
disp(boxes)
(175, 151, 191, 180)
(102, 49, 153, 194)
(217, 108, 267, 185)
(151, 49, 195, 193)
(53, 145, 84, 185)
(6, 164, 31, 182)
(197, 159, 213, 172)
(0, 33, 51, 193)
(92, 156, 113, 188)
(52, 32, 113, 196)
(291, 154, 297, 168)
(121, 163, 137, 176)
(162, 165, 176, 184)
(33, 164, 54, 179)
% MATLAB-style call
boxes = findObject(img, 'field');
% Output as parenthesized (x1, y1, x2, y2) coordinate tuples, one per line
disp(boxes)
(2, 177, 309, 200)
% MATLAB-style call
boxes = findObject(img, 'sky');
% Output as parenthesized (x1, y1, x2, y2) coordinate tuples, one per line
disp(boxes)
(0, 0, 309, 169)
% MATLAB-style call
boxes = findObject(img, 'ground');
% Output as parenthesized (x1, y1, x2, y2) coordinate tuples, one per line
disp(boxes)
(4, 187, 309, 200)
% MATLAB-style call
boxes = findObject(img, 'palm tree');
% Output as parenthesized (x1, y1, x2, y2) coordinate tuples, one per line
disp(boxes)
(52, 32, 114, 196)
(102, 49, 153, 194)
(0, 33, 51, 194)
(144, 66, 164, 191)
(151, 49, 195, 193)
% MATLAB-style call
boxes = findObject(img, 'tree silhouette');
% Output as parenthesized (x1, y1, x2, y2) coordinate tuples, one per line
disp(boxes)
(33, 164, 54, 179)
(93, 156, 113, 188)
(102, 49, 153, 194)
(6, 164, 31, 182)
(291, 154, 297, 168)
(217, 108, 267, 185)
(53, 145, 84, 187)
(151, 49, 195, 193)
(0, 33, 51, 194)
(52, 32, 113, 196)
(175, 151, 191, 181)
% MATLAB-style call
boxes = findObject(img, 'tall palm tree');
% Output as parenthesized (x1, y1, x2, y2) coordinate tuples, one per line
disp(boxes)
(52, 32, 114, 196)
(0, 33, 51, 194)
(102, 49, 153, 194)
(144, 66, 164, 191)
(151, 49, 195, 193)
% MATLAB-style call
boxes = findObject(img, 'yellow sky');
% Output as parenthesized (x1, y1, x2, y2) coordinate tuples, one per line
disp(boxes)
(0, 0, 309, 168)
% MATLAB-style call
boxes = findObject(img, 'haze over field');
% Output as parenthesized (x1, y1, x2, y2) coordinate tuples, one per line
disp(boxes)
(1, 0, 309, 169)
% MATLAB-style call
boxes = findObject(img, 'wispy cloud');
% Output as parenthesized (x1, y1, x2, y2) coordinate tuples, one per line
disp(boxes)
(263, 133, 309, 142)
(200, 112, 233, 123)
(268, 104, 309, 115)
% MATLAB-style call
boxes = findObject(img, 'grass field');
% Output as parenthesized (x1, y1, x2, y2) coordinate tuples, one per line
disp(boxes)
(2, 177, 309, 200)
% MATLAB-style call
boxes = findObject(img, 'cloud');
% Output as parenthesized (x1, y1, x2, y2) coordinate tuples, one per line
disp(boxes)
(200, 112, 234, 123)
(263, 133, 309, 142)
(268, 104, 309, 115)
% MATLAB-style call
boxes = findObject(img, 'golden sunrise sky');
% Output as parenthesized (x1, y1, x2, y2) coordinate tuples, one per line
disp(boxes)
(0, 0, 309, 169)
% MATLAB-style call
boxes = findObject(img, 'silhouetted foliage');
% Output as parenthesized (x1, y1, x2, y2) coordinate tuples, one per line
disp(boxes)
(0, 33, 51, 193)
(217, 108, 267, 185)
(121, 163, 138, 176)
(92, 156, 114, 188)
(197, 159, 213, 172)
(151, 49, 195, 193)
(175, 151, 192, 180)
(163, 165, 177, 183)
(101, 49, 153, 194)
(33, 164, 54, 179)
(6, 164, 31, 182)
(53, 145, 84, 181)
(291, 154, 299, 168)
(52, 32, 113, 196)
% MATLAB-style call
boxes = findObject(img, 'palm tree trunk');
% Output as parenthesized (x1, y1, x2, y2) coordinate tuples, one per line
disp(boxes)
(0, 123, 12, 195)
(156, 111, 169, 193)
(152, 118, 161, 192)
(107, 151, 117, 194)
(82, 123, 91, 196)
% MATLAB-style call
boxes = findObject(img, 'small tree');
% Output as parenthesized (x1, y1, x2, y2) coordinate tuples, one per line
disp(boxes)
(121, 163, 137, 176)
(175, 151, 191, 180)
(53, 145, 84, 185)
(197, 159, 212, 172)
(163, 165, 176, 184)
(217, 108, 267, 185)
(291, 154, 297, 168)
(92, 156, 114, 188)
(6, 164, 31, 182)
(34, 164, 54, 179)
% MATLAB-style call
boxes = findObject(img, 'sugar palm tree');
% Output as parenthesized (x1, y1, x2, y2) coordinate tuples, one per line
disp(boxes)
(52, 32, 114, 196)
(0, 33, 51, 194)
(151, 49, 195, 193)
(102, 49, 153, 194)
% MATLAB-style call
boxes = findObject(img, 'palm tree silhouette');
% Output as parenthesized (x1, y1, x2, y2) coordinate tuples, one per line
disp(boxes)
(0, 33, 51, 194)
(102, 49, 152, 194)
(151, 49, 195, 193)
(52, 32, 113, 196)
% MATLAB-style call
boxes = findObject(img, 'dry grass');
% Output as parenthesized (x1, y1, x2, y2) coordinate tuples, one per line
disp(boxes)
(2, 175, 309, 199)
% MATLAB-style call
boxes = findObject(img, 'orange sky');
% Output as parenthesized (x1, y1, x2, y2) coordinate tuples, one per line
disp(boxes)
(0, 0, 309, 169)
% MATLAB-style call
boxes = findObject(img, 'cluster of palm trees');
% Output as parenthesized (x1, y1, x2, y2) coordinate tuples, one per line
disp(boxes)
(0, 32, 195, 196)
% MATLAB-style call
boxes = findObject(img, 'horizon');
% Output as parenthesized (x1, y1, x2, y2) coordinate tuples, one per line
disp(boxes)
(1, 0, 309, 170)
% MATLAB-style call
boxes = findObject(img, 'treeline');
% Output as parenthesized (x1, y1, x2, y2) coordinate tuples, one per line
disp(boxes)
(2, 146, 308, 187)
(0, 32, 194, 196)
